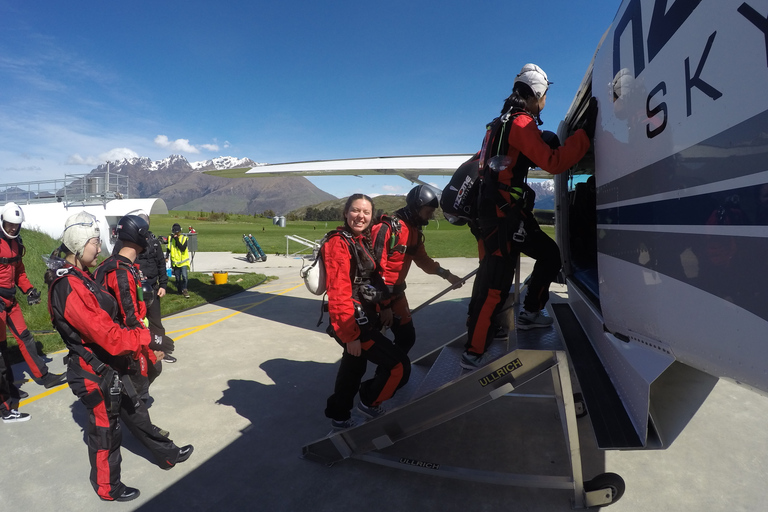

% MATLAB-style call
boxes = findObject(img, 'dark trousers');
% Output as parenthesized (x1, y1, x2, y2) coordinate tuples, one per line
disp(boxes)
(325, 329, 411, 421)
(389, 293, 416, 354)
(466, 219, 561, 356)
(0, 341, 19, 413)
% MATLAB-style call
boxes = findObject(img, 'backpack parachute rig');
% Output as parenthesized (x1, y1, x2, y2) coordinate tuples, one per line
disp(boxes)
(243, 234, 267, 263)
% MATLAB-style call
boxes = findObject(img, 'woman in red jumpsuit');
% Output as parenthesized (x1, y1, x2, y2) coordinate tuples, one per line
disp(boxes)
(45, 212, 190, 502)
(323, 194, 411, 431)
(462, 63, 595, 369)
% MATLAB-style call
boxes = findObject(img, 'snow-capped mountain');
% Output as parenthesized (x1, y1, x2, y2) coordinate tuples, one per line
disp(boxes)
(190, 156, 258, 171)
(86, 154, 335, 215)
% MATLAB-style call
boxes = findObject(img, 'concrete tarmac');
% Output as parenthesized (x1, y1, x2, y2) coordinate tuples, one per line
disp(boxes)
(2, 252, 767, 511)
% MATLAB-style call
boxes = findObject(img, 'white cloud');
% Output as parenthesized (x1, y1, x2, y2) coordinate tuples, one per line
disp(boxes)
(200, 143, 219, 151)
(66, 147, 139, 166)
(224, 141, 231, 148)
(154, 135, 200, 154)
(382, 184, 401, 192)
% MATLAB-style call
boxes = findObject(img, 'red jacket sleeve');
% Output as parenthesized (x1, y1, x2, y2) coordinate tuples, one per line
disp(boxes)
(62, 275, 150, 357)
(322, 235, 360, 343)
(508, 115, 590, 175)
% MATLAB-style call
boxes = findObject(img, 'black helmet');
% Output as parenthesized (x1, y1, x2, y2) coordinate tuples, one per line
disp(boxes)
(172, 223, 182, 234)
(398, 185, 439, 226)
(116, 215, 149, 250)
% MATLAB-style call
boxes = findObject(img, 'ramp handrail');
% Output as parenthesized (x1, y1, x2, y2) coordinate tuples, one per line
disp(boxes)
(285, 234, 319, 258)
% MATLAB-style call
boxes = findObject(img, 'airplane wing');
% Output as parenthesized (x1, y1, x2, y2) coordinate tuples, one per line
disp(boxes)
(204, 154, 554, 181)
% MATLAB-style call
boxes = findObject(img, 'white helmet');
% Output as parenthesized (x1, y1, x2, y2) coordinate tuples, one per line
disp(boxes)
(1, 202, 25, 239)
(62, 211, 100, 257)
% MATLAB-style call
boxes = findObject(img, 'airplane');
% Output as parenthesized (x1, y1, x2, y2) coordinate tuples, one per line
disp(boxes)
(210, 0, 767, 504)
(0, 170, 168, 254)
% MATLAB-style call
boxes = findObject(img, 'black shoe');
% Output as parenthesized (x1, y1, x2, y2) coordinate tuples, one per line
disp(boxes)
(176, 444, 194, 464)
(100, 486, 140, 502)
(162, 354, 177, 364)
(17, 388, 29, 399)
(40, 372, 67, 389)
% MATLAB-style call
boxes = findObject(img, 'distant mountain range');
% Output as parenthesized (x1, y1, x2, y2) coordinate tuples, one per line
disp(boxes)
(87, 155, 337, 215)
(1, 155, 556, 215)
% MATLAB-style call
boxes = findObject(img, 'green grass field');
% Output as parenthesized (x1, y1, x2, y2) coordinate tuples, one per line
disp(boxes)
(5, 229, 268, 360)
(157, 211, 554, 258)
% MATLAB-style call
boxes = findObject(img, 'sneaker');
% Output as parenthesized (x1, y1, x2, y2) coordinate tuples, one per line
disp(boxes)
(183, 289, 190, 298)
(100, 486, 140, 502)
(39, 372, 67, 389)
(357, 402, 386, 419)
(517, 309, 554, 330)
(17, 388, 29, 400)
(2, 409, 31, 423)
(330, 418, 358, 432)
(460, 351, 494, 370)
(176, 445, 194, 464)
(163, 354, 177, 364)
(492, 325, 509, 342)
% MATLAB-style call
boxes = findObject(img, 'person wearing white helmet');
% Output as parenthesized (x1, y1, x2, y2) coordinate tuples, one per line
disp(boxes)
(0, 202, 66, 401)
(461, 63, 598, 370)
(45, 211, 193, 501)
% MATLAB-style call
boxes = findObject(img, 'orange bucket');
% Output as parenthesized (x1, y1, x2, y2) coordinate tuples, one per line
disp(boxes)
(213, 272, 228, 285)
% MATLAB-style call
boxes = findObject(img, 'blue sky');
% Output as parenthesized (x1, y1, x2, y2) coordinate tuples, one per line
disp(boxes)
(1, 0, 620, 198)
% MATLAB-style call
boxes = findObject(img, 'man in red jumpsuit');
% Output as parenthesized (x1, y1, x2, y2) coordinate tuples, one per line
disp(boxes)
(92, 215, 189, 461)
(372, 185, 462, 353)
(0, 202, 66, 391)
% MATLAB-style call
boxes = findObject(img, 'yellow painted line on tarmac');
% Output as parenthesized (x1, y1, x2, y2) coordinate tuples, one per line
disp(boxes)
(171, 283, 304, 341)
(18, 282, 304, 407)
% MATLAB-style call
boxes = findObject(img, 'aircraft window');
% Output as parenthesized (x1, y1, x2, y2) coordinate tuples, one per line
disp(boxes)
(567, 170, 599, 305)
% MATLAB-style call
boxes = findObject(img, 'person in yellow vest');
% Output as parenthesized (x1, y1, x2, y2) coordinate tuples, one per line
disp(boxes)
(165, 223, 190, 298)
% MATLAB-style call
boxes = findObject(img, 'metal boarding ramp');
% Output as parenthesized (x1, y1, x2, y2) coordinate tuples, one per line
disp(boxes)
(284, 235, 318, 258)
(302, 308, 622, 509)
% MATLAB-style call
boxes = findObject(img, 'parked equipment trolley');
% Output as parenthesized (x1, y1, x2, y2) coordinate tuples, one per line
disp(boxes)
(243, 234, 267, 262)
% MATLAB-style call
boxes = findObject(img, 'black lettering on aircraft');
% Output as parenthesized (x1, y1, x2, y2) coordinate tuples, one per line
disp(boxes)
(738, 3, 768, 66)
(647, 0, 703, 63)
(685, 31, 723, 117)
(646, 82, 668, 138)
(613, 0, 645, 77)
(614, 0, 703, 78)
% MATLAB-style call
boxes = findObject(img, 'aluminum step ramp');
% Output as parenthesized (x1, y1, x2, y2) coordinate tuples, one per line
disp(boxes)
(302, 317, 614, 508)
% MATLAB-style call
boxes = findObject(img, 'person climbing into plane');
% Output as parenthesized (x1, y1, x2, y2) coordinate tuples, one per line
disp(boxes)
(0, 202, 66, 391)
(462, 63, 597, 370)
(45, 211, 192, 502)
(372, 185, 462, 354)
(323, 194, 411, 431)
(166, 223, 190, 298)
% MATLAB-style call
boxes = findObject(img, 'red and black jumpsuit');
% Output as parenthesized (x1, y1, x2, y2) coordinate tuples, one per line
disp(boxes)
(47, 264, 181, 501)
(323, 229, 411, 422)
(466, 112, 590, 356)
(92, 255, 182, 464)
(372, 214, 442, 354)
(0, 234, 53, 381)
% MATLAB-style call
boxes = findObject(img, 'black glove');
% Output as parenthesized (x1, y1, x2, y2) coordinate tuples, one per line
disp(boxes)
(149, 334, 175, 354)
(580, 97, 598, 140)
(27, 288, 41, 305)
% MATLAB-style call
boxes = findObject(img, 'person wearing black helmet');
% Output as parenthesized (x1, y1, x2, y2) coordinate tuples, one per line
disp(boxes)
(91, 215, 191, 469)
(372, 185, 462, 354)
(166, 223, 190, 298)
(114, 211, 176, 364)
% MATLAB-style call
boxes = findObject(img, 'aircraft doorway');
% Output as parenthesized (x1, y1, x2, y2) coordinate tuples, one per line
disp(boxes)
(559, 169, 600, 308)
